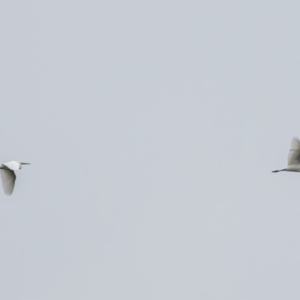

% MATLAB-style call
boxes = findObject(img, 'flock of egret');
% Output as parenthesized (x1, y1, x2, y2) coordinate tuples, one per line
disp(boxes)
(0, 137, 299, 196)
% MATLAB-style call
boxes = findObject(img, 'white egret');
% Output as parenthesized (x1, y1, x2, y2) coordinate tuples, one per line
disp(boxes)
(273, 137, 300, 173)
(0, 161, 30, 195)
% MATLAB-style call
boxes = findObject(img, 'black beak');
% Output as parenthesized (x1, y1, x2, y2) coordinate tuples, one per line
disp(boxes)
(22, 163, 30, 165)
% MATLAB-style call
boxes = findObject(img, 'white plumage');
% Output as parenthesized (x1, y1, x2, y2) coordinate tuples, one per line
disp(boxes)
(273, 137, 300, 173)
(0, 161, 30, 196)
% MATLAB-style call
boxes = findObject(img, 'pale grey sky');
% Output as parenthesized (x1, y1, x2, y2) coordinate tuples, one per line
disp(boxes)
(0, 1, 300, 299)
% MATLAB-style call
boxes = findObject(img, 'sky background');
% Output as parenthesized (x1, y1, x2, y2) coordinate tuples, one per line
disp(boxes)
(0, 1, 299, 299)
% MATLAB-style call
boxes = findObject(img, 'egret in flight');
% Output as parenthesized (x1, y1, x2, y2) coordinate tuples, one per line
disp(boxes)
(273, 137, 300, 173)
(0, 161, 30, 195)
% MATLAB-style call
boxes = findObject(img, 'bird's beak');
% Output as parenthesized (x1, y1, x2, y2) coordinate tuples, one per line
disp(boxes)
(22, 163, 30, 165)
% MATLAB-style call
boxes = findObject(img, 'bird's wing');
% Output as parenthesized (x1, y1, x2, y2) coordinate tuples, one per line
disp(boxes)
(287, 137, 300, 165)
(0, 168, 16, 196)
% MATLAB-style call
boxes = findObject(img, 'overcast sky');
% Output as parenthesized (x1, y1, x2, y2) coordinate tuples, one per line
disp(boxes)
(0, 1, 300, 299)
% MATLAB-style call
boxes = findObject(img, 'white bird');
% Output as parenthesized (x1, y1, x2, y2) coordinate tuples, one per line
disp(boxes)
(0, 161, 30, 195)
(273, 137, 300, 173)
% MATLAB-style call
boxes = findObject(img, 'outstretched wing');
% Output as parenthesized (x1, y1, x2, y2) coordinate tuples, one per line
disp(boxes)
(0, 167, 16, 196)
(287, 137, 300, 165)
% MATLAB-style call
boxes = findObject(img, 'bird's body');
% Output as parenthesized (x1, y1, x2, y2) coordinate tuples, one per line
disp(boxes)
(273, 137, 300, 173)
(0, 161, 30, 195)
